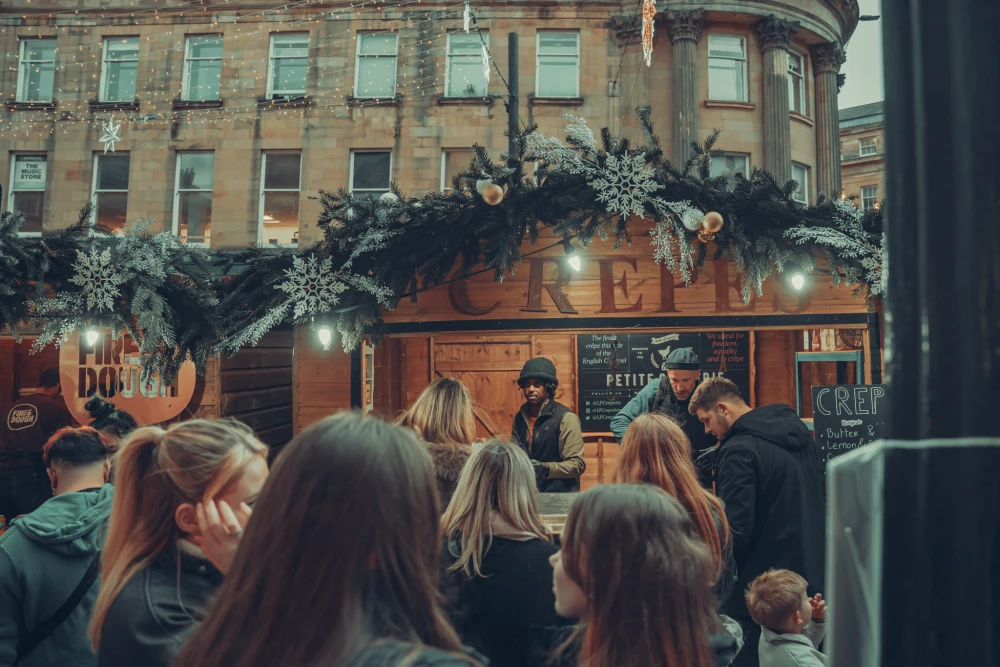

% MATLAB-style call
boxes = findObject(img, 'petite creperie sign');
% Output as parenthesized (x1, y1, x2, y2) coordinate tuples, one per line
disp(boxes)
(59, 330, 196, 426)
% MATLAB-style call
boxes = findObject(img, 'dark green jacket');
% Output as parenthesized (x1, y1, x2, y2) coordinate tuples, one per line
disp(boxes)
(0, 484, 114, 667)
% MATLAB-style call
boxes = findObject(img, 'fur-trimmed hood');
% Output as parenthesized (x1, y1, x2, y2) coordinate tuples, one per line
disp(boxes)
(423, 441, 473, 509)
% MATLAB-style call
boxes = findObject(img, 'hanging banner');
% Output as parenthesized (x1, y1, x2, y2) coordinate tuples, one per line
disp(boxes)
(13, 156, 47, 191)
(59, 329, 197, 426)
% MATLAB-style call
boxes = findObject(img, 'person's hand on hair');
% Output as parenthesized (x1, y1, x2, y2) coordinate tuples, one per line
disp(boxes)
(193, 498, 252, 575)
(531, 460, 549, 484)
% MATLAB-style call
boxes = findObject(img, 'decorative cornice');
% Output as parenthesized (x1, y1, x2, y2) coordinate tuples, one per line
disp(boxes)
(811, 42, 847, 74)
(612, 14, 641, 44)
(664, 9, 705, 44)
(753, 14, 800, 52)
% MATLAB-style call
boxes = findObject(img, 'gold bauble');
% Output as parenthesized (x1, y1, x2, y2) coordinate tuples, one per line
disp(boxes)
(702, 211, 725, 233)
(482, 183, 505, 206)
(697, 229, 717, 244)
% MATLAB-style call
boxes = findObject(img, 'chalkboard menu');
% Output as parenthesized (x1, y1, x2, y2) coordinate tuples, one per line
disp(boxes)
(576, 332, 751, 432)
(811, 384, 887, 466)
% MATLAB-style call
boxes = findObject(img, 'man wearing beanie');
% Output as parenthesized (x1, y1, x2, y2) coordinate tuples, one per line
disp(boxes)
(510, 358, 585, 493)
(610, 347, 717, 457)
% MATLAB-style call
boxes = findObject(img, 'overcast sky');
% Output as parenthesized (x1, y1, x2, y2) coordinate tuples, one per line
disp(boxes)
(839, 0, 884, 109)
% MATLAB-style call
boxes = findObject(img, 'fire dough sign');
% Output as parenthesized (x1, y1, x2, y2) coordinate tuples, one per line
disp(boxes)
(59, 329, 197, 426)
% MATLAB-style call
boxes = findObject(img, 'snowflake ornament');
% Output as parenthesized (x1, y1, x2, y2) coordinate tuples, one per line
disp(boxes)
(69, 249, 127, 312)
(590, 153, 658, 218)
(99, 116, 122, 153)
(276, 254, 348, 320)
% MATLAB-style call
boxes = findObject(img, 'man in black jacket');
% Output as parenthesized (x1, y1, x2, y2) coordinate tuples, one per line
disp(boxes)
(510, 358, 585, 493)
(688, 377, 825, 667)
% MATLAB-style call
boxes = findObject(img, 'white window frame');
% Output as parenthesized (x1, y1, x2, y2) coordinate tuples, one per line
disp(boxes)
(349, 150, 393, 198)
(440, 149, 476, 193)
(859, 137, 877, 157)
(257, 151, 302, 247)
(7, 153, 47, 237)
(861, 185, 879, 211)
(445, 32, 487, 98)
(788, 50, 806, 115)
(266, 33, 309, 99)
(172, 151, 214, 247)
(707, 34, 749, 102)
(710, 152, 750, 187)
(90, 153, 130, 230)
(792, 163, 810, 204)
(99, 37, 140, 103)
(353, 32, 399, 99)
(535, 31, 580, 98)
(16, 38, 56, 103)
(181, 35, 223, 101)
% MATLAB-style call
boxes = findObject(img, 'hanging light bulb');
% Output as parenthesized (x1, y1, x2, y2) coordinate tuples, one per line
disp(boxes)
(317, 325, 333, 350)
(790, 273, 806, 291)
(562, 239, 582, 272)
(85, 325, 100, 347)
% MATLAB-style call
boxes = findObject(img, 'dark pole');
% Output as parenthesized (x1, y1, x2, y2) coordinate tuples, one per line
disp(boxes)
(507, 32, 519, 164)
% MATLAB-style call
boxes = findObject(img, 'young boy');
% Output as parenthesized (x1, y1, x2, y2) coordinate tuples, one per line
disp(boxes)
(745, 569, 828, 667)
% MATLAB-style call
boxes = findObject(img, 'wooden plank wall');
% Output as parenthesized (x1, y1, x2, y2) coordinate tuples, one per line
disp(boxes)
(293, 326, 353, 433)
(219, 329, 294, 448)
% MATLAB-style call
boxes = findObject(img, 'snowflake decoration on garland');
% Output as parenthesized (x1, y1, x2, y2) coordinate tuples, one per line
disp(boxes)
(277, 254, 349, 320)
(69, 248, 127, 312)
(99, 116, 122, 153)
(591, 153, 659, 218)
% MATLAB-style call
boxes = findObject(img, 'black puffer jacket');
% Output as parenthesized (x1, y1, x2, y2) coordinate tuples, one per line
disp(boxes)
(715, 405, 826, 620)
(97, 544, 223, 667)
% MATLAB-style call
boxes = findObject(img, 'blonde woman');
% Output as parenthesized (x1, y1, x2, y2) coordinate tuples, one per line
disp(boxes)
(89, 419, 269, 667)
(396, 377, 477, 507)
(440, 439, 567, 667)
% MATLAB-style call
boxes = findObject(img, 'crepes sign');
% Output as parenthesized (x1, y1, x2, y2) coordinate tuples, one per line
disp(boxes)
(59, 329, 197, 426)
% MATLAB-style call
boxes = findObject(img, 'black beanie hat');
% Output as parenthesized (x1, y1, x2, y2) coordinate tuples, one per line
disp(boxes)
(518, 358, 559, 386)
(664, 348, 700, 370)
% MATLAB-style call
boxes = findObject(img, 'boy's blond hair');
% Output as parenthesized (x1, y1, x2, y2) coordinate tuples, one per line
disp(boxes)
(745, 569, 808, 630)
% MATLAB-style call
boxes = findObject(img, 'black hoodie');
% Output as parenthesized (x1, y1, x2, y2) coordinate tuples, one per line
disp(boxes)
(715, 404, 826, 620)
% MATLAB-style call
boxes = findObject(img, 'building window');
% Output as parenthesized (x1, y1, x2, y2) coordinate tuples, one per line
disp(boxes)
(267, 33, 309, 99)
(536, 31, 579, 98)
(8, 155, 47, 235)
(788, 51, 805, 114)
(862, 185, 879, 211)
(16, 39, 56, 103)
(792, 163, 809, 204)
(183, 35, 223, 101)
(441, 149, 476, 192)
(350, 151, 392, 198)
(708, 35, 748, 102)
(174, 152, 214, 245)
(709, 153, 749, 188)
(354, 33, 398, 99)
(100, 37, 139, 102)
(92, 154, 130, 232)
(446, 33, 487, 97)
(859, 137, 877, 157)
(259, 153, 301, 246)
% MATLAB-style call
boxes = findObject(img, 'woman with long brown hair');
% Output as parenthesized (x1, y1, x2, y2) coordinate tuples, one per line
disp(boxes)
(396, 377, 477, 507)
(175, 411, 480, 667)
(549, 484, 740, 667)
(90, 419, 269, 667)
(613, 412, 737, 609)
(441, 439, 567, 667)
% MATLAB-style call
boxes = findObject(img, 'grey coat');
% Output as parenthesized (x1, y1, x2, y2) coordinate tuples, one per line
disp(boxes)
(757, 621, 827, 667)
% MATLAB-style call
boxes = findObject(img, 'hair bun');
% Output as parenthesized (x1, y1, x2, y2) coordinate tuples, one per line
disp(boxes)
(85, 395, 115, 419)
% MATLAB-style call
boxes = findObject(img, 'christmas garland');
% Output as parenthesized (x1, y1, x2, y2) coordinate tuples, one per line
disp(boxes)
(0, 107, 884, 384)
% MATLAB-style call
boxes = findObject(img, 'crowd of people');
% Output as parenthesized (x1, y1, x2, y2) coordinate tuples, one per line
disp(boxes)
(0, 356, 830, 667)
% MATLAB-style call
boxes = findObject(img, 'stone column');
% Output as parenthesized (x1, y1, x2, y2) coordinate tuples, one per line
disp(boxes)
(753, 15, 799, 185)
(811, 42, 846, 199)
(665, 10, 704, 167)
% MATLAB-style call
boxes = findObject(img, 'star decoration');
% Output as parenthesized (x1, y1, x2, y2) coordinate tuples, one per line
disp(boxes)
(99, 116, 121, 153)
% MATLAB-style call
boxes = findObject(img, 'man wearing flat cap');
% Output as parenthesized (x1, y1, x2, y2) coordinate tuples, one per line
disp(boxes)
(610, 348, 717, 457)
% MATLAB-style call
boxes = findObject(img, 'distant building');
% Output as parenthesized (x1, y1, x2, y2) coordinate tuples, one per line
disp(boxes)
(839, 101, 884, 210)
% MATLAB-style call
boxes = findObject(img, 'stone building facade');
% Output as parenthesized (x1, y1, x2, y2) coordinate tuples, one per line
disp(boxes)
(1, 0, 858, 248)
(839, 101, 884, 210)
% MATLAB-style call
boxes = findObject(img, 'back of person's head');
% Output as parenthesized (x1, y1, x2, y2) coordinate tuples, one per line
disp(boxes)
(89, 419, 268, 650)
(175, 412, 469, 667)
(613, 413, 730, 579)
(85, 395, 139, 444)
(441, 438, 551, 577)
(745, 569, 808, 631)
(38, 366, 61, 389)
(687, 377, 745, 415)
(43, 426, 108, 469)
(560, 484, 718, 667)
(396, 377, 476, 447)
